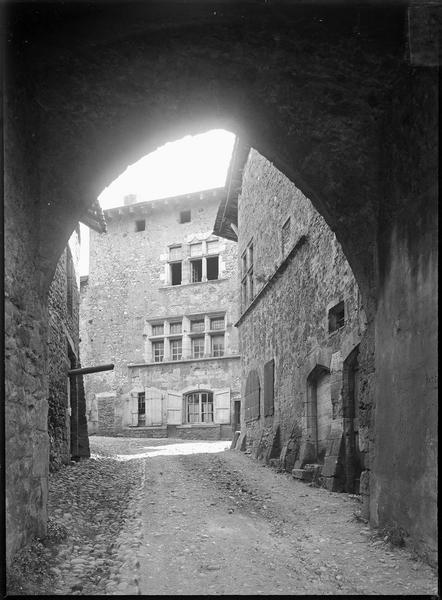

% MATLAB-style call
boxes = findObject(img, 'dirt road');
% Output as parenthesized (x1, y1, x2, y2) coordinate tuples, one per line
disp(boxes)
(7, 436, 437, 595)
(105, 437, 437, 596)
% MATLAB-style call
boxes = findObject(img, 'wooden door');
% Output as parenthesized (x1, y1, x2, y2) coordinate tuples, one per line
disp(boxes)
(316, 372, 332, 462)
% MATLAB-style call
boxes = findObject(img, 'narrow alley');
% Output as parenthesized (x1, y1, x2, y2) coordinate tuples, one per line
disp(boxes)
(8, 436, 438, 596)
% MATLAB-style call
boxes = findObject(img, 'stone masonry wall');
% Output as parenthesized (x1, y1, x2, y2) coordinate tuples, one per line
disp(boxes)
(237, 150, 368, 488)
(47, 231, 87, 470)
(4, 60, 49, 565)
(80, 191, 241, 436)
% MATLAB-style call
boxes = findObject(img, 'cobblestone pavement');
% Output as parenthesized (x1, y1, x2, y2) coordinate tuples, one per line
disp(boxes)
(7, 436, 438, 595)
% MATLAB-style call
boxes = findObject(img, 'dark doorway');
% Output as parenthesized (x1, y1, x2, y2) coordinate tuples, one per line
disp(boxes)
(343, 346, 363, 493)
(68, 344, 78, 461)
(233, 400, 241, 432)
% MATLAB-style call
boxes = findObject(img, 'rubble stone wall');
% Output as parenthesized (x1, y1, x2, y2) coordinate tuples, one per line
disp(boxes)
(47, 234, 88, 469)
(4, 65, 49, 564)
(80, 193, 241, 437)
(237, 150, 367, 485)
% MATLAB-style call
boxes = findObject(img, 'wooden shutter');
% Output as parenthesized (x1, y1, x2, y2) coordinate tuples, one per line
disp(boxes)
(214, 389, 231, 424)
(130, 390, 141, 426)
(264, 359, 275, 417)
(145, 387, 164, 425)
(167, 390, 183, 424)
(245, 370, 260, 423)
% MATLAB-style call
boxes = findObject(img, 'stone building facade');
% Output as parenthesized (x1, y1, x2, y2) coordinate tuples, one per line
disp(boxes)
(80, 189, 241, 440)
(47, 226, 90, 471)
(215, 149, 367, 495)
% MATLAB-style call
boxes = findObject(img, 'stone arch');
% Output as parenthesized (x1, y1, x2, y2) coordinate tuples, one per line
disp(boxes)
(10, 2, 409, 310)
(5, 2, 438, 564)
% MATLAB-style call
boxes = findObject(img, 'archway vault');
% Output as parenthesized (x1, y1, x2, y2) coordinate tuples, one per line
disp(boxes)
(8, 1, 407, 306)
(5, 0, 438, 565)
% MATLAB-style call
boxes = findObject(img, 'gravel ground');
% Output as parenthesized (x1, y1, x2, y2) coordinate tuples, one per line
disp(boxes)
(7, 435, 438, 596)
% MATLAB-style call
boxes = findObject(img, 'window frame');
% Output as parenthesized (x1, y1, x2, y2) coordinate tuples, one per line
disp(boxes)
(152, 340, 164, 363)
(190, 319, 205, 333)
(191, 336, 205, 359)
(179, 210, 191, 224)
(170, 338, 183, 361)
(151, 323, 164, 336)
(211, 333, 225, 357)
(169, 321, 182, 334)
(210, 316, 225, 331)
(184, 390, 214, 424)
(206, 255, 219, 280)
(135, 219, 146, 232)
(170, 261, 182, 286)
(190, 258, 203, 283)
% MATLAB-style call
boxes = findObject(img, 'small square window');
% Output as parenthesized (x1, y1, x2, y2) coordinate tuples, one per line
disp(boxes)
(210, 316, 224, 330)
(180, 210, 191, 224)
(169, 245, 182, 260)
(135, 220, 145, 232)
(151, 323, 164, 336)
(169, 321, 182, 334)
(190, 319, 205, 332)
(190, 242, 202, 256)
(328, 301, 345, 333)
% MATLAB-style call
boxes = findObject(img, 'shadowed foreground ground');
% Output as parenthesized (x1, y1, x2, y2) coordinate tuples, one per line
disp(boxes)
(7, 436, 438, 595)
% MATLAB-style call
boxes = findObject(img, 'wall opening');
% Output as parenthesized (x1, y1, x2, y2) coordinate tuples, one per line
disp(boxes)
(328, 301, 345, 333)
(207, 256, 219, 280)
(343, 345, 363, 493)
(191, 259, 202, 282)
(185, 391, 214, 423)
(170, 262, 182, 286)
(306, 366, 332, 465)
(180, 210, 191, 224)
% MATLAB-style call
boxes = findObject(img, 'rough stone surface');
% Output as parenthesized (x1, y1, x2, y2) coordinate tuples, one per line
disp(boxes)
(80, 191, 241, 436)
(237, 150, 367, 495)
(47, 231, 89, 470)
(4, 0, 438, 568)
(372, 66, 438, 566)
(6, 436, 438, 596)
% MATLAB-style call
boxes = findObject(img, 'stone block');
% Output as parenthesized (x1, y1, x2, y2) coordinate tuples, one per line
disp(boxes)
(359, 470, 370, 496)
(322, 455, 339, 477)
(292, 468, 313, 482)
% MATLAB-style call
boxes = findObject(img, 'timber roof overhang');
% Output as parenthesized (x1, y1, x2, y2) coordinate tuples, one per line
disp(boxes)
(79, 198, 107, 233)
(213, 138, 250, 242)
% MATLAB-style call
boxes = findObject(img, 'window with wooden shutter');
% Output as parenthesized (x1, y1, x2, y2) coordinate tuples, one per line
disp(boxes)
(214, 389, 231, 424)
(167, 390, 183, 424)
(244, 370, 260, 423)
(264, 359, 275, 417)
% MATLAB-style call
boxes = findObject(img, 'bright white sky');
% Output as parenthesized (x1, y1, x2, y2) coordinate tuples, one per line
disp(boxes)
(79, 129, 235, 275)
